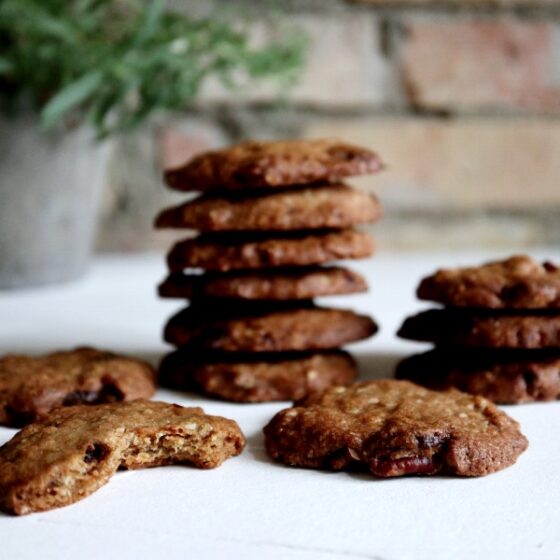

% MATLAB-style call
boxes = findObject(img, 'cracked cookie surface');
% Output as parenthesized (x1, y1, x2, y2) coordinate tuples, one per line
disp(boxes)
(164, 138, 383, 192)
(417, 255, 560, 309)
(0, 347, 155, 427)
(0, 401, 245, 515)
(264, 380, 528, 477)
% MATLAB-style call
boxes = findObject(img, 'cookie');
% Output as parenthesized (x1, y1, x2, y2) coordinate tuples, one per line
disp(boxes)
(155, 184, 381, 232)
(158, 266, 367, 301)
(417, 255, 560, 309)
(159, 349, 357, 402)
(264, 380, 528, 477)
(164, 139, 383, 192)
(397, 308, 560, 349)
(164, 304, 378, 352)
(396, 349, 560, 404)
(0, 347, 156, 427)
(0, 401, 245, 515)
(167, 230, 375, 272)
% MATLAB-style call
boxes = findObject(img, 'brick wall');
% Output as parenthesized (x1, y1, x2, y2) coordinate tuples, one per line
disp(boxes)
(100, 0, 560, 252)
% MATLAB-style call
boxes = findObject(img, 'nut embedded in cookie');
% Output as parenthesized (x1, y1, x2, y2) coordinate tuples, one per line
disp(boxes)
(417, 255, 560, 309)
(0, 347, 156, 427)
(263, 380, 528, 477)
(0, 401, 245, 515)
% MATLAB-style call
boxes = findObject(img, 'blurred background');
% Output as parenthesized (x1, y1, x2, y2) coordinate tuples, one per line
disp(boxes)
(1, 0, 559, 288)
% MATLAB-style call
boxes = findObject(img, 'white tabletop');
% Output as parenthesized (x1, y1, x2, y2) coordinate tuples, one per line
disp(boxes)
(1, 250, 559, 560)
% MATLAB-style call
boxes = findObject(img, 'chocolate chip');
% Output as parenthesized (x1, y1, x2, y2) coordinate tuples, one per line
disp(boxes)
(522, 370, 536, 396)
(63, 383, 124, 407)
(63, 391, 98, 406)
(4, 406, 35, 428)
(84, 442, 108, 463)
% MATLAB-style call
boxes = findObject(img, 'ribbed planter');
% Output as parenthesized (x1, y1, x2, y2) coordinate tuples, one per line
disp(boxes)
(0, 115, 111, 289)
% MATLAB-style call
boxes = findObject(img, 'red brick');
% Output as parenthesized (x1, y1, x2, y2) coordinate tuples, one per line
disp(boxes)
(400, 20, 560, 112)
(306, 116, 560, 209)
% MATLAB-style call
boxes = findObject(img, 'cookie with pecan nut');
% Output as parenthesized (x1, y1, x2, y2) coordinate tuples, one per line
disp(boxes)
(155, 184, 381, 232)
(167, 230, 374, 272)
(164, 138, 383, 192)
(417, 255, 560, 309)
(264, 380, 528, 477)
(159, 348, 357, 403)
(0, 347, 155, 427)
(0, 401, 245, 515)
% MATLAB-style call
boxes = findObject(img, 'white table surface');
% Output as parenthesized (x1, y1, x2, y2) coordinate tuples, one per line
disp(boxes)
(1, 249, 559, 560)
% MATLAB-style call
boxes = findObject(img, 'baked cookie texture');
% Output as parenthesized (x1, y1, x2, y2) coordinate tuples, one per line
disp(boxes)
(158, 266, 367, 300)
(398, 308, 560, 349)
(164, 305, 378, 352)
(167, 230, 375, 272)
(164, 139, 383, 191)
(418, 255, 560, 309)
(0, 401, 245, 515)
(396, 349, 560, 404)
(159, 349, 357, 402)
(155, 184, 381, 232)
(156, 137, 381, 402)
(397, 255, 560, 405)
(264, 380, 528, 477)
(0, 347, 156, 427)
(159, 347, 357, 402)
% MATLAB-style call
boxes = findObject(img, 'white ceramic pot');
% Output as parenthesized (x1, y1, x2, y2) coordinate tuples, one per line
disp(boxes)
(0, 115, 111, 289)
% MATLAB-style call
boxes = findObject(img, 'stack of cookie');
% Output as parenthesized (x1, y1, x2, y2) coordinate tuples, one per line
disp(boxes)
(396, 256, 560, 404)
(155, 139, 383, 402)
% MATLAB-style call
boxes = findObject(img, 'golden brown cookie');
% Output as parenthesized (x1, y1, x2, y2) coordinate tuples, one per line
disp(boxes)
(164, 304, 378, 352)
(158, 349, 357, 403)
(155, 185, 381, 232)
(396, 349, 560, 404)
(167, 230, 375, 272)
(158, 266, 367, 300)
(417, 255, 560, 309)
(0, 347, 156, 427)
(0, 401, 245, 515)
(397, 308, 560, 349)
(264, 380, 528, 477)
(164, 138, 383, 192)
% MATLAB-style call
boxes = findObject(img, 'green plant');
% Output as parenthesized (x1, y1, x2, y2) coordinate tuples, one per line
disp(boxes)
(0, 0, 307, 137)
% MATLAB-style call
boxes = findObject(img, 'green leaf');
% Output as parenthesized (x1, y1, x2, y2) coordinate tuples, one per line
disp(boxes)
(40, 70, 104, 127)
(0, 57, 13, 74)
(1, 0, 308, 137)
(131, 0, 163, 47)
